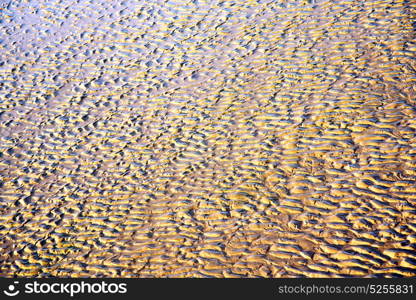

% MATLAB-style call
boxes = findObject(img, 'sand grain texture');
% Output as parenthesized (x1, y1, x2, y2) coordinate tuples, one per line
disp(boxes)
(0, 0, 416, 277)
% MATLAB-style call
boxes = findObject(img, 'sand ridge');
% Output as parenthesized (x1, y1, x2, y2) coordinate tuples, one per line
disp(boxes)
(0, 0, 416, 277)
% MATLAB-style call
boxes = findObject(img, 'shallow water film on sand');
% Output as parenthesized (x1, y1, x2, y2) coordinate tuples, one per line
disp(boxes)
(0, 0, 416, 277)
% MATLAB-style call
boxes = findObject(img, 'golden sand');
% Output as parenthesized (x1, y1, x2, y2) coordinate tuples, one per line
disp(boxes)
(0, 0, 416, 277)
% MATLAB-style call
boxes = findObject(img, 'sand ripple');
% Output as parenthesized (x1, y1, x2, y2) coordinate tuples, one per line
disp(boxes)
(0, 0, 416, 277)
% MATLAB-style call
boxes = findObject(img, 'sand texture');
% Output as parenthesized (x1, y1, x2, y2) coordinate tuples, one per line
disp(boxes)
(1, 0, 416, 277)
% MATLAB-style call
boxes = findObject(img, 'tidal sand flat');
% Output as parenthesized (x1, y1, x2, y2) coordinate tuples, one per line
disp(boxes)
(0, 0, 416, 277)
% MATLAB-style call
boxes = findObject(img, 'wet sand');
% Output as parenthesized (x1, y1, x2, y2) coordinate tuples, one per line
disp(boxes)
(1, 0, 416, 277)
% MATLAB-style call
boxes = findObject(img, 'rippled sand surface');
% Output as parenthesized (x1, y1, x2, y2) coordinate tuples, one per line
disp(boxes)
(1, 0, 416, 277)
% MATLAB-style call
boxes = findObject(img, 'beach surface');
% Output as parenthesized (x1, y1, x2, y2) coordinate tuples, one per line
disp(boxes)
(1, 0, 416, 277)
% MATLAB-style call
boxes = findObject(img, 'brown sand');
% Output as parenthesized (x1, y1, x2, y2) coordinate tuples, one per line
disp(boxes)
(0, 0, 416, 277)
